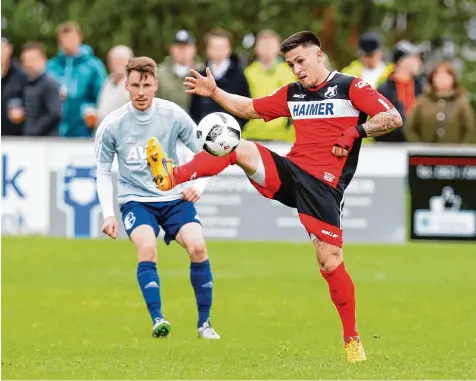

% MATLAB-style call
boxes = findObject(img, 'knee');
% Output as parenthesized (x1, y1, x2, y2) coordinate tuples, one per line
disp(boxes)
(316, 244, 343, 272)
(136, 240, 157, 262)
(236, 140, 260, 176)
(186, 240, 208, 262)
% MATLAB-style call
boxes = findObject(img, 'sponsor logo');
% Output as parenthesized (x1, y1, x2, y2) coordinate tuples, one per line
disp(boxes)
(323, 172, 335, 183)
(291, 102, 335, 117)
(321, 229, 339, 238)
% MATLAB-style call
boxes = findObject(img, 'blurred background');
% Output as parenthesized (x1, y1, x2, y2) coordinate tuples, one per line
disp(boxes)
(2, 0, 476, 242)
(2, 3, 476, 379)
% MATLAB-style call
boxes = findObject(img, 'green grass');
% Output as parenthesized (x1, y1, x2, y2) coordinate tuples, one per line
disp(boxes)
(2, 238, 476, 380)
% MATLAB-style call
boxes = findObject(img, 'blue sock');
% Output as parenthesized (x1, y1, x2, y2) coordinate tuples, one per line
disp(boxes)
(137, 261, 163, 323)
(190, 259, 213, 327)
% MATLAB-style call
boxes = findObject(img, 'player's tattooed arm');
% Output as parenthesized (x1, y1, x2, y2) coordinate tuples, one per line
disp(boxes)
(362, 108, 403, 137)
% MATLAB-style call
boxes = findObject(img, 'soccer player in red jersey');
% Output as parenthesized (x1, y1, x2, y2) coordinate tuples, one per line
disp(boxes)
(147, 31, 402, 362)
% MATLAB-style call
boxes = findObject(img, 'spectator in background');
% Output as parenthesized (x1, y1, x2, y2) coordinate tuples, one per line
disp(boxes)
(20, 42, 62, 136)
(156, 30, 204, 111)
(1, 37, 27, 136)
(47, 21, 107, 138)
(376, 41, 425, 142)
(189, 28, 250, 128)
(405, 61, 475, 143)
(97, 45, 133, 122)
(243, 29, 296, 142)
(341, 32, 393, 89)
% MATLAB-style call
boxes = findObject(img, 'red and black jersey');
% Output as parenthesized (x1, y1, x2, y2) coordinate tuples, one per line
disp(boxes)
(252, 70, 394, 192)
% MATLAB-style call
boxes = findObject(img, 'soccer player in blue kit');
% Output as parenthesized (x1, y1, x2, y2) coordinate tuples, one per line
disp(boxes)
(95, 56, 219, 339)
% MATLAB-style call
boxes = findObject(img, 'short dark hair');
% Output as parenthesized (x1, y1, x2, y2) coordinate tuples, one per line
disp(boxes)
(280, 31, 321, 54)
(21, 42, 46, 56)
(204, 28, 233, 46)
(125, 56, 157, 79)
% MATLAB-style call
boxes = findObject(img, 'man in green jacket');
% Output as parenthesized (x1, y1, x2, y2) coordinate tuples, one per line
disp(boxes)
(156, 30, 204, 111)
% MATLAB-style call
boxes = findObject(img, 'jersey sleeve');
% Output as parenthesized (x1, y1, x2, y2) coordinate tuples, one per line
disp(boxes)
(94, 122, 116, 175)
(252, 84, 290, 122)
(349, 78, 394, 117)
(176, 105, 202, 154)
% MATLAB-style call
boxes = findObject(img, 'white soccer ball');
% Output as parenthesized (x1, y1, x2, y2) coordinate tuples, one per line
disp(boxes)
(197, 112, 241, 157)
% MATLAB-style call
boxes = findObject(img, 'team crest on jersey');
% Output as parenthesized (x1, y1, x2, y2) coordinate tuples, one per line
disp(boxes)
(324, 85, 338, 99)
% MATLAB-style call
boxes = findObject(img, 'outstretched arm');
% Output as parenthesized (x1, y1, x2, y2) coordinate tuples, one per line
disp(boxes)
(184, 67, 261, 120)
(211, 87, 261, 120)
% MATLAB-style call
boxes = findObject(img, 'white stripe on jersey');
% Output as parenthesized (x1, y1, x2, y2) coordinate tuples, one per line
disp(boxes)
(94, 105, 128, 160)
(378, 98, 391, 110)
(287, 98, 360, 120)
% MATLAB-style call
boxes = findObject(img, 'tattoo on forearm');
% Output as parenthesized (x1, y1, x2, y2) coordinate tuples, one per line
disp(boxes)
(363, 108, 403, 137)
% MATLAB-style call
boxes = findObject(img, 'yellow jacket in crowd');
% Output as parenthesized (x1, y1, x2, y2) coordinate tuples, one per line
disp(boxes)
(243, 60, 297, 142)
(341, 60, 394, 88)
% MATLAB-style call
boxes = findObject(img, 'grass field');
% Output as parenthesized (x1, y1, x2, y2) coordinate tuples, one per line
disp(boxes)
(2, 237, 476, 380)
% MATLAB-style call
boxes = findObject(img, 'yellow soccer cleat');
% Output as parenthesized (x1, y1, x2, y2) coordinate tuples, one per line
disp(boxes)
(344, 338, 367, 363)
(146, 137, 176, 191)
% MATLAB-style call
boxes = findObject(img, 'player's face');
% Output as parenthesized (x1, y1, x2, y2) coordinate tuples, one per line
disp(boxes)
(126, 70, 158, 111)
(285, 45, 323, 88)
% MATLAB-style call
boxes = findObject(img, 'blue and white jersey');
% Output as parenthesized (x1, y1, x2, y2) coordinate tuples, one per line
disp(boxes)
(95, 98, 205, 208)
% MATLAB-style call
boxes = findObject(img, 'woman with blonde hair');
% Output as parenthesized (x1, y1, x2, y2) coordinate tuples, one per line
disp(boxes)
(405, 61, 475, 143)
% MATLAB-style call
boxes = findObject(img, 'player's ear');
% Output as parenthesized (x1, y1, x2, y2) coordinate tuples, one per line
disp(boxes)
(316, 49, 323, 63)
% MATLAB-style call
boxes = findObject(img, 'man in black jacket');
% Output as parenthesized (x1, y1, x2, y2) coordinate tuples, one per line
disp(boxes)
(1, 37, 27, 136)
(189, 28, 250, 128)
(20, 42, 62, 136)
(376, 41, 424, 142)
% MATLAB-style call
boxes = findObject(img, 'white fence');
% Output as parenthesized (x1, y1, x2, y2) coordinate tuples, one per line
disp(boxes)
(2, 138, 475, 242)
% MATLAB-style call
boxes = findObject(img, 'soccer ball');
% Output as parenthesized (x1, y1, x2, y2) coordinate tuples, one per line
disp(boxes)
(197, 112, 241, 157)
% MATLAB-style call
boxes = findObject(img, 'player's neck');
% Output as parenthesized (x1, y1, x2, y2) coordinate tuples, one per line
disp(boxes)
(312, 68, 331, 88)
(130, 100, 155, 123)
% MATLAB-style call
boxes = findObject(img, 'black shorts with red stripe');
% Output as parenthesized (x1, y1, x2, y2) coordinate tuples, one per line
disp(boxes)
(249, 144, 344, 247)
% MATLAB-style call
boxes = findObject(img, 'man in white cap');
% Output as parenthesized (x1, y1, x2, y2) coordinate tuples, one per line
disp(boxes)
(156, 30, 203, 111)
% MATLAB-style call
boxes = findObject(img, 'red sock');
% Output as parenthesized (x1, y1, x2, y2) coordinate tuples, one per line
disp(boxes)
(174, 151, 237, 185)
(320, 262, 358, 341)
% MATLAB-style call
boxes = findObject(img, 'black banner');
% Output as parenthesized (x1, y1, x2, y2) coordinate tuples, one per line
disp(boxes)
(408, 154, 476, 241)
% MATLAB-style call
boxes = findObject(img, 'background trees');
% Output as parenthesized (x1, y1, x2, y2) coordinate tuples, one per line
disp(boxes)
(3, 0, 475, 97)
